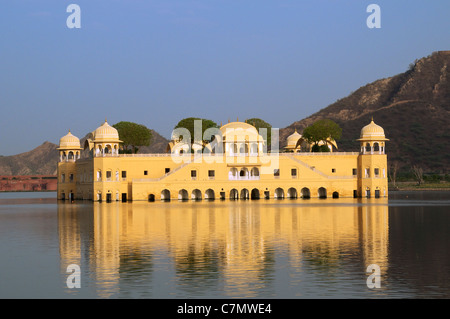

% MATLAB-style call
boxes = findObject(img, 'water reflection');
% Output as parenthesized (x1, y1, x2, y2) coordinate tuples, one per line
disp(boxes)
(57, 198, 390, 298)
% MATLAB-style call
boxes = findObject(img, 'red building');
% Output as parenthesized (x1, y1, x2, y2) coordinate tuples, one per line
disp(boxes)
(0, 175, 57, 192)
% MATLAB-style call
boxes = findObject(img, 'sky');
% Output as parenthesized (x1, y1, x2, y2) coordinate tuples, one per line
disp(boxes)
(0, 0, 449, 155)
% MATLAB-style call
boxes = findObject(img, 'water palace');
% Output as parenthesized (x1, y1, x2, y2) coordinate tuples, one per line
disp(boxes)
(57, 119, 389, 202)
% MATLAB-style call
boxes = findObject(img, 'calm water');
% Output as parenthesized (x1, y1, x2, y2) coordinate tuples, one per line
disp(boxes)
(0, 191, 449, 299)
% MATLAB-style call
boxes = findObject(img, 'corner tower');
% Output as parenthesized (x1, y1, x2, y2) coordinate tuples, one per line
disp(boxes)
(357, 119, 389, 198)
(57, 130, 82, 201)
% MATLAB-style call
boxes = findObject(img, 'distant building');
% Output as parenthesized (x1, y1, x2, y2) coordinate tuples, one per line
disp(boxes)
(57, 119, 388, 202)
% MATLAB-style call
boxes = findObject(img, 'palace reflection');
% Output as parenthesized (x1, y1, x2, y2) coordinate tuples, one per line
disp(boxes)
(57, 198, 389, 298)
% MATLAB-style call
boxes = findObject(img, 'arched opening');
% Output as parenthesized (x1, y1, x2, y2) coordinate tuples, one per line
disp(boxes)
(250, 167, 260, 179)
(251, 188, 260, 200)
(332, 191, 339, 199)
(68, 151, 74, 160)
(250, 143, 258, 155)
(205, 189, 215, 200)
(373, 142, 380, 152)
(318, 187, 327, 199)
(301, 188, 310, 199)
(148, 194, 155, 202)
(239, 167, 249, 179)
(365, 143, 371, 153)
(287, 188, 297, 199)
(230, 189, 239, 200)
(191, 189, 202, 201)
(275, 188, 284, 199)
(239, 143, 249, 155)
(232, 143, 238, 155)
(161, 189, 171, 201)
(229, 167, 238, 180)
(178, 189, 188, 201)
(240, 188, 249, 200)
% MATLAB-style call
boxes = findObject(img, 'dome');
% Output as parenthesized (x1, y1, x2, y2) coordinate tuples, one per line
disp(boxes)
(93, 119, 120, 141)
(220, 121, 263, 142)
(286, 129, 302, 147)
(358, 119, 389, 141)
(58, 130, 82, 150)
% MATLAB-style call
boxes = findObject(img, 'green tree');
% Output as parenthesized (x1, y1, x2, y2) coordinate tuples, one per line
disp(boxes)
(113, 121, 153, 154)
(302, 119, 342, 152)
(245, 118, 272, 148)
(173, 117, 219, 143)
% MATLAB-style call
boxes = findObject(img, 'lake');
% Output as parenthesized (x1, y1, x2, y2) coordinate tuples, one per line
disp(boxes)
(0, 190, 449, 299)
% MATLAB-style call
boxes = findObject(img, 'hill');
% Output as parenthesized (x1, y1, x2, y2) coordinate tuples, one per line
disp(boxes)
(280, 51, 450, 173)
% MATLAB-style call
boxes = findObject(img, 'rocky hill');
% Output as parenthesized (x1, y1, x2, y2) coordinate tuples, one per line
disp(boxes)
(280, 51, 450, 173)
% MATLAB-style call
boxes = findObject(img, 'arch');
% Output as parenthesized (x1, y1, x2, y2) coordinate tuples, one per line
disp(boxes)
(161, 189, 171, 201)
(230, 188, 239, 200)
(318, 187, 327, 199)
(240, 188, 249, 200)
(373, 142, 380, 152)
(274, 188, 284, 199)
(239, 143, 249, 155)
(178, 189, 189, 201)
(365, 142, 371, 153)
(332, 191, 339, 199)
(205, 189, 215, 200)
(229, 167, 238, 180)
(148, 194, 155, 202)
(287, 187, 297, 199)
(191, 189, 202, 200)
(240, 167, 249, 177)
(301, 187, 310, 199)
(232, 143, 238, 155)
(68, 151, 74, 160)
(250, 143, 258, 155)
(250, 167, 260, 178)
(251, 188, 260, 200)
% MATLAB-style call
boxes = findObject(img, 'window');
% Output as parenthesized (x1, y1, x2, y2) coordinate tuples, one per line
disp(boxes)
(208, 170, 215, 179)
(144, 170, 148, 176)
(374, 168, 380, 177)
(61, 174, 65, 183)
(291, 168, 297, 178)
(274, 169, 280, 178)
(365, 168, 370, 178)
(352, 168, 357, 176)
(106, 171, 112, 180)
(191, 170, 197, 180)
(165, 168, 170, 174)
(69, 174, 74, 182)
(122, 171, 127, 179)
(332, 168, 336, 173)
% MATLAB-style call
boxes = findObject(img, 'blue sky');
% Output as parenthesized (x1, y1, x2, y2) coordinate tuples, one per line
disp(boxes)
(0, 0, 449, 155)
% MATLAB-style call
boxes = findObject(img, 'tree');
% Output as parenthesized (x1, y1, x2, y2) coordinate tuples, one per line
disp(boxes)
(245, 118, 272, 149)
(173, 117, 219, 144)
(411, 165, 424, 185)
(113, 121, 153, 154)
(302, 119, 342, 152)
(388, 161, 400, 189)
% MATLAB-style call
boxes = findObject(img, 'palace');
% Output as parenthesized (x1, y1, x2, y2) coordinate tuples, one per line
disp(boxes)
(57, 119, 389, 202)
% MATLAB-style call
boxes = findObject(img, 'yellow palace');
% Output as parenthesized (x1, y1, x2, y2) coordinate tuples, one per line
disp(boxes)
(57, 119, 389, 202)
